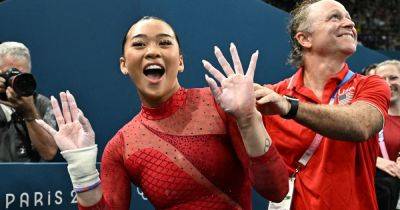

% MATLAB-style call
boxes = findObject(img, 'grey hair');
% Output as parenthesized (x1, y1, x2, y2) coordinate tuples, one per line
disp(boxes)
(376, 60, 400, 73)
(0, 41, 32, 71)
(287, 0, 321, 68)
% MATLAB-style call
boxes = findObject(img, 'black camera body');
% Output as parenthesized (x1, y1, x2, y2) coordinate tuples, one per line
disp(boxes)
(0, 68, 37, 100)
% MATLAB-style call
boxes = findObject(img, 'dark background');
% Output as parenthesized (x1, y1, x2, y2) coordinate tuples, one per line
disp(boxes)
(263, 0, 400, 54)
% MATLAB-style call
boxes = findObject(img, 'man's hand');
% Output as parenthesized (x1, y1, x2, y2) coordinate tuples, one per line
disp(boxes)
(1, 87, 38, 116)
(0, 86, 38, 119)
(202, 43, 259, 121)
(0, 77, 6, 94)
(254, 84, 290, 116)
(36, 91, 95, 151)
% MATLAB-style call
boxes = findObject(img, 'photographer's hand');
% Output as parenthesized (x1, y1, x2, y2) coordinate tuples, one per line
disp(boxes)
(0, 77, 9, 106)
(0, 77, 5, 93)
(1, 87, 38, 117)
(1, 86, 57, 160)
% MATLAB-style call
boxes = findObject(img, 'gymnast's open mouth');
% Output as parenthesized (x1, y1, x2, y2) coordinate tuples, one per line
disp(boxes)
(143, 64, 165, 82)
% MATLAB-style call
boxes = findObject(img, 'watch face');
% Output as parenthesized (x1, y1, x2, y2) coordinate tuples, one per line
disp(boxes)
(284, 95, 299, 101)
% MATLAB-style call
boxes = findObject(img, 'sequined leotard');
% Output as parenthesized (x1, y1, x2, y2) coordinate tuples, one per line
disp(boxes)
(79, 87, 288, 210)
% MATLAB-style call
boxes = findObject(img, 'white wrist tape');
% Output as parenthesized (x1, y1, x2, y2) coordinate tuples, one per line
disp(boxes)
(61, 145, 100, 189)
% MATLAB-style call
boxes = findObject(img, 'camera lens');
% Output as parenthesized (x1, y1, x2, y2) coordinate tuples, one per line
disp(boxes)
(11, 73, 37, 96)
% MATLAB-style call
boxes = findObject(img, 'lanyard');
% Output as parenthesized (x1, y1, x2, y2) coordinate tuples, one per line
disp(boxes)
(296, 70, 355, 169)
(378, 130, 390, 159)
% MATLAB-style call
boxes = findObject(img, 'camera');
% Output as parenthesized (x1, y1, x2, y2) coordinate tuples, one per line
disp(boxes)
(0, 68, 37, 100)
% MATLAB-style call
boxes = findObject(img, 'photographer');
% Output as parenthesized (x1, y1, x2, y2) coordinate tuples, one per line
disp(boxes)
(0, 41, 57, 162)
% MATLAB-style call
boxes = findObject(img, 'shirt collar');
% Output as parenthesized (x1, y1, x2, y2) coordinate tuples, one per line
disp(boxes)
(288, 63, 350, 91)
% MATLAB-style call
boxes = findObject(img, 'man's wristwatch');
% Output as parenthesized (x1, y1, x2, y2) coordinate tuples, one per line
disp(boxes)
(281, 96, 299, 119)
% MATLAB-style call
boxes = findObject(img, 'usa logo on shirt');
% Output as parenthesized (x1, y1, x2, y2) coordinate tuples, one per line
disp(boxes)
(337, 87, 355, 105)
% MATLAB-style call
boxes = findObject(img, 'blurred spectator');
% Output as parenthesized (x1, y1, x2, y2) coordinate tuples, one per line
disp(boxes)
(372, 60, 400, 210)
(362, 63, 378, 76)
(263, 0, 400, 51)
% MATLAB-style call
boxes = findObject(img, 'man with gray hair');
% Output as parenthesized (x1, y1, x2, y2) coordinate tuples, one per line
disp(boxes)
(204, 0, 390, 209)
(253, 1, 390, 209)
(0, 41, 57, 161)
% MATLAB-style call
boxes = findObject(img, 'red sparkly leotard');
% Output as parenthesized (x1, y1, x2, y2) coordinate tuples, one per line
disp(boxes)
(79, 87, 288, 210)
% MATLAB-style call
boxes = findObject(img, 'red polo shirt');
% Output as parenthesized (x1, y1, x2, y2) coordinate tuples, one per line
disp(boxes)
(264, 64, 390, 210)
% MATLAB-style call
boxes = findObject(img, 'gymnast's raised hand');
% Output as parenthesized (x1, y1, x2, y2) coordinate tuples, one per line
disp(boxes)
(202, 43, 258, 121)
(36, 91, 101, 206)
(36, 91, 95, 151)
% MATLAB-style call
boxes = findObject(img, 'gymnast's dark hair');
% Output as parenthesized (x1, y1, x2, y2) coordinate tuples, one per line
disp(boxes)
(121, 16, 182, 56)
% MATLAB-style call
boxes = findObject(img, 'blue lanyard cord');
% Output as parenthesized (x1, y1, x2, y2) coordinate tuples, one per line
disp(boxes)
(329, 70, 355, 104)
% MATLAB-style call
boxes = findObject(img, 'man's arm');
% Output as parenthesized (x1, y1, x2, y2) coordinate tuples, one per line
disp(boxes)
(25, 112, 58, 160)
(254, 78, 390, 142)
(294, 101, 383, 141)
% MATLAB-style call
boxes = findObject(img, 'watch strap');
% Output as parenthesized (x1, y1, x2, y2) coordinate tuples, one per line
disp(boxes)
(281, 96, 299, 119)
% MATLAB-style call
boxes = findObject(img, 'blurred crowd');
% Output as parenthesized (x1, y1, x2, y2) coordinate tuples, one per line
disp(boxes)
(263, 0, 400, 51)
